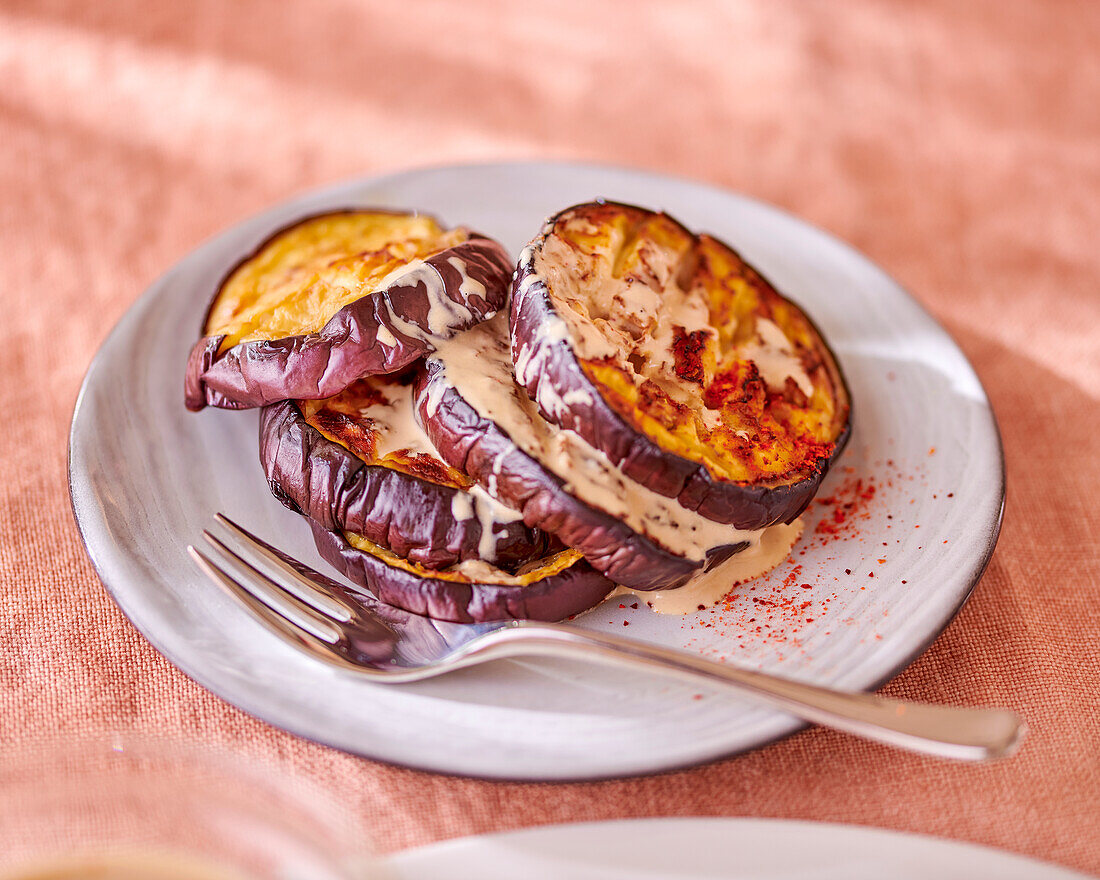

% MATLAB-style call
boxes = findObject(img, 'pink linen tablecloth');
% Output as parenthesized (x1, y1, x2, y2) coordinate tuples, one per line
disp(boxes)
(1, 0, 1097, 872)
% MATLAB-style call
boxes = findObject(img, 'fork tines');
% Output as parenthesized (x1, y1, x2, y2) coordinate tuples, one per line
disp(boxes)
(188, 513, 354, 651)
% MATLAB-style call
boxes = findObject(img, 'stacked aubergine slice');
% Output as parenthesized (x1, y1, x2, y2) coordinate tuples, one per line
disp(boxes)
(186, 203, 851, 623)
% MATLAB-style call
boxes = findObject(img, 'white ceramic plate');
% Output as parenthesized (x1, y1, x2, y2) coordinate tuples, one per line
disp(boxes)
(68, 162, 1004, 780)
(386, 818, 1087, 880)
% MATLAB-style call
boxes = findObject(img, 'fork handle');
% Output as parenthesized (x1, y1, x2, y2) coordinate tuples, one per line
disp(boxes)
(471, 623, 1024, 761)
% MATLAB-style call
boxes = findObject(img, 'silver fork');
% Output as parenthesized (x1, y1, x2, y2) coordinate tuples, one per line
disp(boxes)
(189, 514, 1025, 762)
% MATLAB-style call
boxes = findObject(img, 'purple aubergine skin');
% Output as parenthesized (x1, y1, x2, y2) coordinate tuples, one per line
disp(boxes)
(509, 203, 852, 531)
(413, 363, 747, 592)
(185, 230, 512, 411)
(309, 519, 614, 624)
(259, 401, 548, 571)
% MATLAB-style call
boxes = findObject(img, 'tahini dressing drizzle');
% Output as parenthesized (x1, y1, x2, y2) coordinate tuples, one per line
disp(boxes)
(341, 376, 522, 563)
(423, 315, 764, 563)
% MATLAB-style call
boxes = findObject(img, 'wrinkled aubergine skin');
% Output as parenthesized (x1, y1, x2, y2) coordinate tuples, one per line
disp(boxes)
(413, 364, 745, 591)
(185, 231, 512, 411)
(259, 401, 548, 571)
(510, 206, 852, 531)
(309, 519, 614, 624)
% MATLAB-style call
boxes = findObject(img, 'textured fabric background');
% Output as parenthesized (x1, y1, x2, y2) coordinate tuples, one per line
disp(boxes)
(1, 0, 1097, 872)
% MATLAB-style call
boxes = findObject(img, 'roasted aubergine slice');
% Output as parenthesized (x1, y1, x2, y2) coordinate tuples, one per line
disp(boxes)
(186, 209, 511, 410)
(310, 520, 614, 624)
(511, 201, 851, 530)
(414, 315, 759, 591)
(260, 372, 549, 571)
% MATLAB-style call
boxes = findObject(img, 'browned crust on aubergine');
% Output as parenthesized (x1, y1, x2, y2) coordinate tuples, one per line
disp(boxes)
(259, 398, 549, 571)
(510, 201, 851, 530)
(412, 360, 748, 591)
(309, 520, 614, 623)
(185, 210, 512, 411)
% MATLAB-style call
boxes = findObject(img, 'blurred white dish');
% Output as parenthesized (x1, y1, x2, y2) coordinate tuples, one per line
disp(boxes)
(388, 818, 1087, 880)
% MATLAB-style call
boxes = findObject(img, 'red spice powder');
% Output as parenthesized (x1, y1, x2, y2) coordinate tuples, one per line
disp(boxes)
(677, 454, 944, 663)
(812, 476, 877, 542)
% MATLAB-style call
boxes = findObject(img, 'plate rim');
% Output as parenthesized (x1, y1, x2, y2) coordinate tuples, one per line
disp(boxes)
(67, 159, 1006, 781)
(385, 816, 1083, 879)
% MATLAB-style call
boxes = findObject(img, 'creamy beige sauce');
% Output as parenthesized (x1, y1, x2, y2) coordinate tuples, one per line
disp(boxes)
(449, 557, 514, 582)
(448, 255, 488, 304)
(344, 378, 522, 562)
(375, 257, 478, 344)
(613, 518, 803, 614)
(528, 232, 715, 416)
(450, 483, 524, 560)
(353, 378, 434, 460)
(517, 243, 623, 362)
(742, 318, 813, 396)
(561, 388, 593, 407)
(374, 322, 397, 348)
(425, 315, 763, 562)
(511, 287, 574, 421)
(512, 265, 713, 428)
